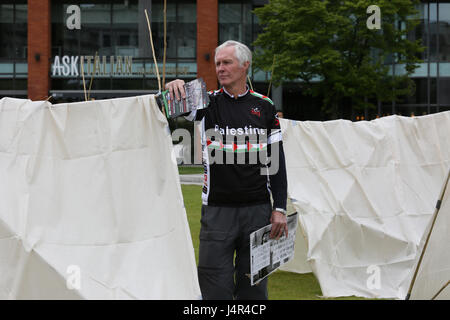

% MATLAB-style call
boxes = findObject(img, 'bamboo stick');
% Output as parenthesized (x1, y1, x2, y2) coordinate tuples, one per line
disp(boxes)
(432, 280, 450, 300)
(247, 74, 254, 91)
(87, 51, 98, 100)
(80, 57, 88, 101)
(406, 169, 450, 299)
(144, 9, 162, 93)
(267, 55, 276, 97)
(162, 0, 167, 89)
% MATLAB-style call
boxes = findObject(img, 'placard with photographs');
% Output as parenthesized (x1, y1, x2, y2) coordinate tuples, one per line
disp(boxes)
(250, 212, 298, 286)
(159, 78, 209, 118)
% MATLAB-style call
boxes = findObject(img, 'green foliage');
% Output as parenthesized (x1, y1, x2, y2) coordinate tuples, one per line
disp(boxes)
(253, 0, 424, 117)
(182, 185, 203, 260)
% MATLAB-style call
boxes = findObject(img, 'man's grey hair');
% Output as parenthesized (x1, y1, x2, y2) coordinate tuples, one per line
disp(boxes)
(215, 40, 252, 68)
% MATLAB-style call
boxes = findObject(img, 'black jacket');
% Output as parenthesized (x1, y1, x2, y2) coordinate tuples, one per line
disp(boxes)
(185, 88, 287, 210)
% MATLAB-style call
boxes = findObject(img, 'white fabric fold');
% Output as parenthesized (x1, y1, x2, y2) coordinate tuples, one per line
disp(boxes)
(280, 112, 450, 299)
(0, 95, 201, 300)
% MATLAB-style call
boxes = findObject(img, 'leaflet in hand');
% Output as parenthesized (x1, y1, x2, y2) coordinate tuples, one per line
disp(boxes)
(159, 78, 209, 118)
(249, 212, 298, 286)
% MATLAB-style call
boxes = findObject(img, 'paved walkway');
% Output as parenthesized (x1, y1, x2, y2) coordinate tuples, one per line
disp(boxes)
(179, 174, 203, 185)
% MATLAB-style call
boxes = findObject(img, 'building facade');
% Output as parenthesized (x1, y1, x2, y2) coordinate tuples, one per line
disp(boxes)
(0, 0, 449, 121)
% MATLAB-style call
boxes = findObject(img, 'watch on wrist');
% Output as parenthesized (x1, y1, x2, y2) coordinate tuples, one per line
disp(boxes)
(274, 207, 287, 215)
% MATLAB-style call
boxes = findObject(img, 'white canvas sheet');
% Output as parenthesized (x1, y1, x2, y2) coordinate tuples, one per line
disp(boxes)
(0, 95, 201, 299)
(278, 198, 312, 274)
(409, 169, 450, 300)
(280, 112, 450, 299)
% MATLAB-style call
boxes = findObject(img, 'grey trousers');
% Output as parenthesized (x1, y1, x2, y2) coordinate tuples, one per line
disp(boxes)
(197, 202, 272, 300)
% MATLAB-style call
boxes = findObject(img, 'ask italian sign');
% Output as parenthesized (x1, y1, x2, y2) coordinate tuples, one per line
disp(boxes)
(51, 55, 191, 77)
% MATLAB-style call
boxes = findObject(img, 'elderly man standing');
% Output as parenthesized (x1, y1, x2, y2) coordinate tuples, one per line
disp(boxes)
(166, 40, 288, 300)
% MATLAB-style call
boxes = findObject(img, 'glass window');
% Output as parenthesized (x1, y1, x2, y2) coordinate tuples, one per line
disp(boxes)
(151, 2, 196, 60)
(0, 4, 14, 23)
(149, 3, 176, 59)
(80, 4, 112, 56)
(176, 4, 196, 58)
(81, 3, 111, 24)
(0, 5, 15, 59)
(112, 78, 143, 90)
(0, 3, 27, 59)
(220, 3, 241, 24)
(438, 4, 450, 63)
(219, 1, 256, 46)
(219, 3, 244, 43)
(49, 0, 197, 62)
(0, 1, 27, 95)
(52, 4, 80, 56)
(0, 79, 14, 90)
(243, 2, 253, 45)
(440, 60, 450, 77)
(15, 6, 27, 59)
(51, 0, 197, 93)
(428, 3, 439, 62)
(113, 2, 138, 24)
(438, 78, 450, 105)
(401, 78, 433, 105)
(113, 1, 139, 57)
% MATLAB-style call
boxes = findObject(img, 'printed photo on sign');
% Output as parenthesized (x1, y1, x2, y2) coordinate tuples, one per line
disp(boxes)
(250, 212, 298, 286)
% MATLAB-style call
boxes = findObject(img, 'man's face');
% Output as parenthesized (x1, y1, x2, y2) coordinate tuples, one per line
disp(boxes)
(215, 46, 249, 88)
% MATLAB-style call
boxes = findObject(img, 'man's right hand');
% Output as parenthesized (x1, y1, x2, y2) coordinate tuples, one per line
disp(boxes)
(165, 79, 186, 101)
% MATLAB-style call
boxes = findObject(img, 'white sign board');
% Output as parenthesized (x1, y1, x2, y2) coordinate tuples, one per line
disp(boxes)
(250, 213, 298, 286)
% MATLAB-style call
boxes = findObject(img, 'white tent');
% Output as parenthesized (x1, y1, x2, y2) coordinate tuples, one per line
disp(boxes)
(407, 168, 450, 300)
(0, 95, 201, 299)
(280, 112, 450, 299)
(279, 198, 312, 274)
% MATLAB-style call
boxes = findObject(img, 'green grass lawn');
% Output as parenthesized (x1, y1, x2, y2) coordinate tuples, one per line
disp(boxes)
(178, 165, 204, 175)
(181, 184, 371, 300)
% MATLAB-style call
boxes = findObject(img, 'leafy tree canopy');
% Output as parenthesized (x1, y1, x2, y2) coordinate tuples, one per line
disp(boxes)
(253, 0, 425, 116)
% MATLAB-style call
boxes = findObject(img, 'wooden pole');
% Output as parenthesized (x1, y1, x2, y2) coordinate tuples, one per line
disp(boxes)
(406, 169, 450, 299)
(247, 74, 254, 91)
(80, 57, 88, 101)
(87, 51, 97, 100)
(144, 9, 161, 92)
(267, 55, 276, 97)
(162, 0, 167, 89)
(432, 281, 450, 300)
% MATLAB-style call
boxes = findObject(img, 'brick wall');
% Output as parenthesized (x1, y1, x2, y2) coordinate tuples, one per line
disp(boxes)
(28, 0, 51, 101)
(197, 0, 218, 91)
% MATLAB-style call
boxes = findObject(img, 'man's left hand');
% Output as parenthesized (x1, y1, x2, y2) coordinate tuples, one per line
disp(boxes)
(270, 210, 288, 240)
